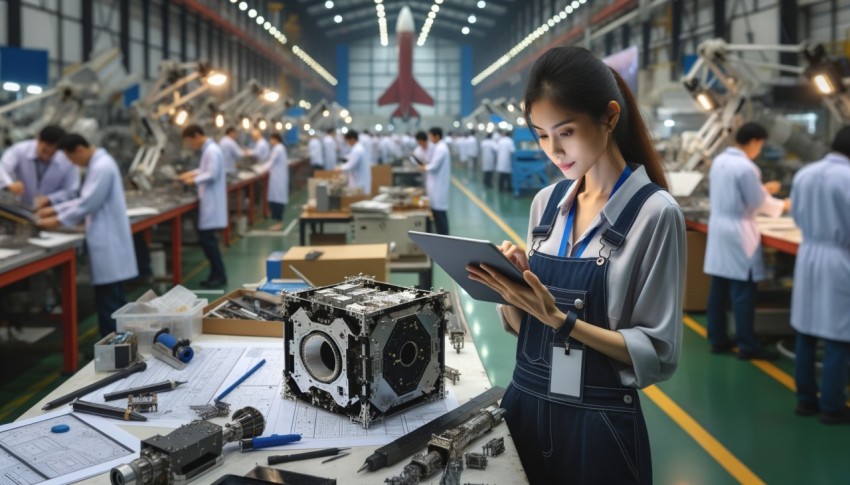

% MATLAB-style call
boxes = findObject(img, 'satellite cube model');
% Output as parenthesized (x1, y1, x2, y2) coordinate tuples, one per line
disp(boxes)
(282, 276, 449, 428)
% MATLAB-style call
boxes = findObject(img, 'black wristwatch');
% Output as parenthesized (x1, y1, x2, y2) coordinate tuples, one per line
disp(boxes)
(554, 311, 578, 341)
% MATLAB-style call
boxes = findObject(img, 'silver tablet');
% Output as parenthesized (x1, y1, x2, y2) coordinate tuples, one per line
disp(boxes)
(408, 231, 529, 304)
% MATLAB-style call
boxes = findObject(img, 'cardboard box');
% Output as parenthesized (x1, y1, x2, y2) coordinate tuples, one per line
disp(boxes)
(203, 289, 285, 338)
(371, 165, 393, 195)
(280, 244, 389, 286)
(684, 230, 712, 311)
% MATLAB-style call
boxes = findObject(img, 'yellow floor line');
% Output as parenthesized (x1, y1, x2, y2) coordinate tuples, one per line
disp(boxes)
(0, 371, 61, 421)
(454, 180, 759, 484)
(643, 386, 765, 485)
(683, 313, 796, 392)
(451, 177, 527, 250)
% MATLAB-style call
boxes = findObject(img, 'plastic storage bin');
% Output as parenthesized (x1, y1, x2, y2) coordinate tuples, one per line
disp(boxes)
(112, 298, 207, 353)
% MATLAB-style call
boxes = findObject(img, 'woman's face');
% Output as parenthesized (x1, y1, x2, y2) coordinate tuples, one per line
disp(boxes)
(528, 97, 612, 179)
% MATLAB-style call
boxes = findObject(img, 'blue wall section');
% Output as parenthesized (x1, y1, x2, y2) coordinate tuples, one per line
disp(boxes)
(460, 46, 473, 117)
(0, 47, 49, 85)
(336, 44, 349, 106)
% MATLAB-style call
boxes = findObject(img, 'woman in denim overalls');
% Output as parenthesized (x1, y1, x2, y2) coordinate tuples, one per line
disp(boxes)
(468, 47, 685, 484)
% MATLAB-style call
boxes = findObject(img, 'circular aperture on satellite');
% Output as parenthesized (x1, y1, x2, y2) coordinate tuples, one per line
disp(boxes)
(301, 332, 342, 383)
(399, 341, 418, 367)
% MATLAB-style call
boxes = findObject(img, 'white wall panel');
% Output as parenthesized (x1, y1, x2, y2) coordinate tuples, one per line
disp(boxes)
(62, 18, 84, 65)
(22, 7, 58, 57)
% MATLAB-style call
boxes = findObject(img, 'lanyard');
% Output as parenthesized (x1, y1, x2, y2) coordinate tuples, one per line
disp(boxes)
(34, 159, 50, 189)
(558, 166, 632, 257)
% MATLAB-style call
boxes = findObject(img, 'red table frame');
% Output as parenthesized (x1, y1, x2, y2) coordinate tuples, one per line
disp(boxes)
(131, 202, 197, 285)
(0, 248, 78, 373)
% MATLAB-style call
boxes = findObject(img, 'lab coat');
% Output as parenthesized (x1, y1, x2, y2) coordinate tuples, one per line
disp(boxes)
(413, 143, 432, 166)
(457, 136, 469, 163)
(425, 140, 451, 211)
(480, 138, 497, 172)
(703, 147, 785, 281)
(339, 142, 371, 194)
(359, 134, 375, 165)
(0, 140, 80, 208)
(259, 143, 289, 204)
(790, 152, 850, 342)
(248, 137, 270, 162)
(218, 136, 242, 174)
(308, 138, 324, 168)
(195, 139, 228, 230)
(466, 136, 479, 161)
(495, 136, 515, 173)
(322, 134, 338, 170)
(54, 149, 137, 285)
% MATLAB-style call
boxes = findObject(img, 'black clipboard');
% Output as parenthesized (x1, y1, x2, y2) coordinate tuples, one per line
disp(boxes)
(408, 231, 529, 304)
(408, 155, 424, 166)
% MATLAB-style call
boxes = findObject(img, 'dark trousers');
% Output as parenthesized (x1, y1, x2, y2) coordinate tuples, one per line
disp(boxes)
(94, 281, 127, 337)
(133, 233, 152, 278)
(483, 171, 494, 188)
(795, 333, 850, 413)
(707, 274, 760, 354)
(198, 229, 227, 281)
(432, 210, 449, 235)
(498, 172, 512, 192)
(269, 202, 285, 222)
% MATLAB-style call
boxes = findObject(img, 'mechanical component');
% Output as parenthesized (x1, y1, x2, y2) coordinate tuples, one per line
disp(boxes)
(481, 437, 505, 457)
(151, 329, 194, 370)
(385, 406, 506, 483)
(110, 406, 264, 485)
(464, 453, 487, 470)
(127, 393, 158, 413)
(283, 276, 449, 428)
(440, 458, 464, 485)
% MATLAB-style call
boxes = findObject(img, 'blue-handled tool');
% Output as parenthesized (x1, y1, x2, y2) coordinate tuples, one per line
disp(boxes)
(215, 359, 266, 403)
(240, 433, 302, 451)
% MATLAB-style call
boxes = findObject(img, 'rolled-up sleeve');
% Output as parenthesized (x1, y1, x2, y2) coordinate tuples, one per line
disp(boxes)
(618, 203, 685, 388)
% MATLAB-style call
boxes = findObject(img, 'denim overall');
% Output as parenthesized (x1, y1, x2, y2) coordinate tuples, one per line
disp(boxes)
(502, 179, 661, 484)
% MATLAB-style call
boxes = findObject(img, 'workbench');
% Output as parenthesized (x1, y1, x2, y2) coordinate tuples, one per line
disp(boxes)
(684, 215, 801, 255)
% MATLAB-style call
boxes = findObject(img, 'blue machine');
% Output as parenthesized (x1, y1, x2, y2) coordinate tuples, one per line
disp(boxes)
(511, 127, 549, 196)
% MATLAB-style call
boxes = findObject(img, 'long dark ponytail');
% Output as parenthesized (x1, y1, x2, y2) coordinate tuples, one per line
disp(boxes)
(522, 46, 668, 190)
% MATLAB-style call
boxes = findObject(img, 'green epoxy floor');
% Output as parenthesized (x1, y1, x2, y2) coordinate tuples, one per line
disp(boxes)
(2, 165, 848, 484)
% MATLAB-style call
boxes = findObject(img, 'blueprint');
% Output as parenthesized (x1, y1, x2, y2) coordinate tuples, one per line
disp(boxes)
(0, 410, 138, 485)
(84, 345, 246, 427)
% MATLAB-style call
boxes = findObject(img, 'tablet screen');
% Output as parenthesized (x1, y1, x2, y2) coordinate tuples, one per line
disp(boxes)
(408, 231, 528, 304)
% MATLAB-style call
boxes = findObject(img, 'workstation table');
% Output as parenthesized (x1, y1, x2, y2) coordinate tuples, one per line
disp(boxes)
(0, 237, 84, 373)
(19, 331, 528, 484)
(685, 215, 801, 255)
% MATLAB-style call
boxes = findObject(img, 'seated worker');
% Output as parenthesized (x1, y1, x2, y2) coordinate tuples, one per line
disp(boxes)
(0, 125, 79, 209)
(36, 134, 137, 337)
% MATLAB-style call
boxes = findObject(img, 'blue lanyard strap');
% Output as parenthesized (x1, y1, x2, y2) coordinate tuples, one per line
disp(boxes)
(558, 166, 632, 258)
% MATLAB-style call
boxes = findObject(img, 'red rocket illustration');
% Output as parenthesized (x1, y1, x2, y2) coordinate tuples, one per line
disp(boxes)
(377, 6, 434, 120)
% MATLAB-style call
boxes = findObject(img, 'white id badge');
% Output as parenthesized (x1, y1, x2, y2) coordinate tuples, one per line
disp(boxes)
(549, 341, 585, 402)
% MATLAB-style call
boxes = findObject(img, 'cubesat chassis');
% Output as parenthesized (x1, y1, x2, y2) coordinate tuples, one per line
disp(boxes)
(282, 276, 449, 428)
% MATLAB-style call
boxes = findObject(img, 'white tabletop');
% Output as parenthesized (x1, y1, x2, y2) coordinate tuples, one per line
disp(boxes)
(20, 333, 528, 484)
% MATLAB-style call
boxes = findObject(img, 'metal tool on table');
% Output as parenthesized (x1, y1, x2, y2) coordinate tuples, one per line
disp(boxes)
(151, 329, 194, 369)
(267, 447, 350, 465)
(104, 380, 186, 401)
(191, 358, 266, 419)
(240, 433, 301, 452)
(42, 361, 147, 411)
(72, 399, 147, 422)
(110, 406, 265, 485)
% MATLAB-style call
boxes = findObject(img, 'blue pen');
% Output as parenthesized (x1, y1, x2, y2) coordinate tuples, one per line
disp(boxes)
(215, 358, 266, 403)
(241, 433, 302, 451)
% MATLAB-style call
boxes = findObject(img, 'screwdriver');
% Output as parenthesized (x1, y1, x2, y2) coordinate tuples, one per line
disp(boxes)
(267, 447, 350, 465)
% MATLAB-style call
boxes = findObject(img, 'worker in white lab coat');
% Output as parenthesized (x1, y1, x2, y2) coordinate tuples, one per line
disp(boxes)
(257, 133, 289, 230)
(0, 125, 79, 209)
(789, 126, 850, 424)
(704, 122, 788, 360)
(495, 130, 516, 192)
(421, 127, 451, 235)
(359, 131, 375, 166)
(480, 133, 497, 188)
(412, 131, 431, 165)
(308, 133, 324, 170)
(338, 130, 371, 194)
(218, 127, 243, 175)
(466, 132, 479, 170)
(179, 124, 228, 288)
(244, 128, 270, 162)
(322, 128, 338, 170)
(36, 134, 137, 337)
